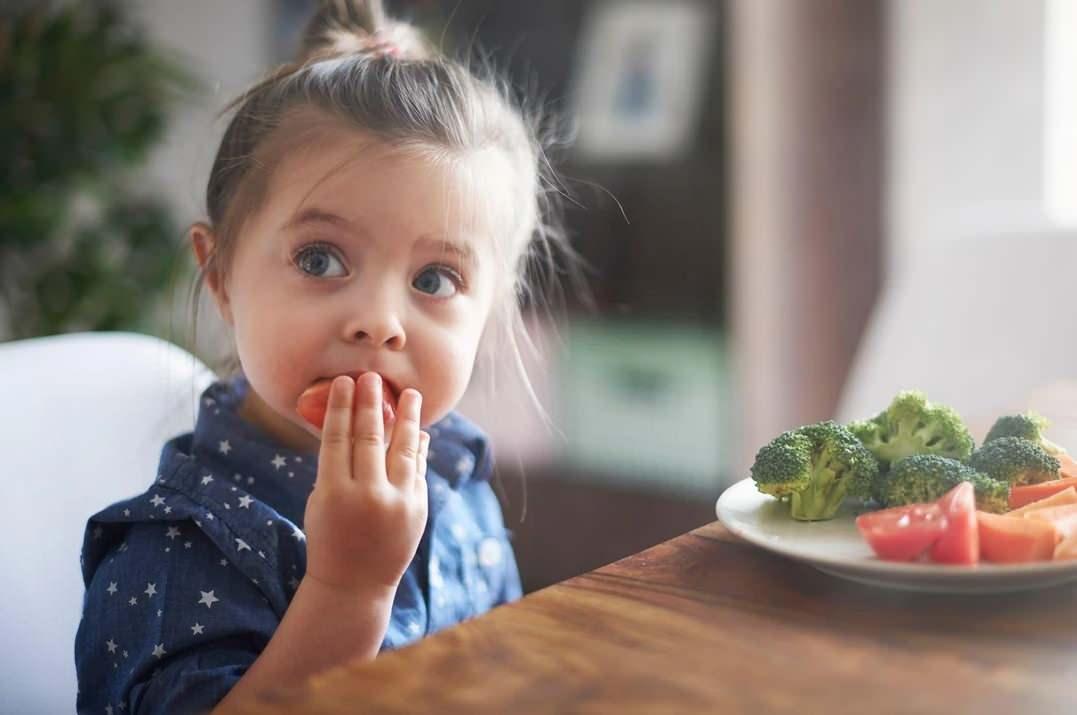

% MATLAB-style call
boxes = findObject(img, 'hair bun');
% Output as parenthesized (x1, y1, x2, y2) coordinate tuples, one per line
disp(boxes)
(299, 0, 432, 63)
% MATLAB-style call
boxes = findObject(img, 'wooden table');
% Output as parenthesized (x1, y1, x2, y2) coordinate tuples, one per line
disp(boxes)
(227, 522, 1077, 714)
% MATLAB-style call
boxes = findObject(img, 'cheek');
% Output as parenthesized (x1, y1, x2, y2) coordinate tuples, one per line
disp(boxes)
(417, 325, 483, 425)
(230, 285, 322, 407)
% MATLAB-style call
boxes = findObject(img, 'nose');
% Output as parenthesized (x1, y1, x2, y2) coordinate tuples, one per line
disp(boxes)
(342, 296, 407, 350)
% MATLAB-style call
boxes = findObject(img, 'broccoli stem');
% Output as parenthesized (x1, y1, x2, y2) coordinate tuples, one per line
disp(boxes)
(789, 463, 849, 521)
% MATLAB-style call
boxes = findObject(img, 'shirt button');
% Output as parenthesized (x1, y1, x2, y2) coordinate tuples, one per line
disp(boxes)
(478, 537, 502, 568)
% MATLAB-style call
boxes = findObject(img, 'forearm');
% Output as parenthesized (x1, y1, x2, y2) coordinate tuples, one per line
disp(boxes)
(212, 575, 395, 710)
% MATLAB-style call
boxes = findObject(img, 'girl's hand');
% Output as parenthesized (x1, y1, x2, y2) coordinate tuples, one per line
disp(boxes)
(302, 373, 429, 595)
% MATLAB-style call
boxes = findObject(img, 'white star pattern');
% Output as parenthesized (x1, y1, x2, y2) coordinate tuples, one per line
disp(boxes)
(271, 454, 287, 470)
(238, 495, 253, 509)
(191, 622, 205, 635)
(219, 440, 232, 455)
(128, 597, 137, 606)
(106, 582, 118, 595)
(456, 455, 473, 475)
(106, 639, 118, 654)
(163, 506, 172, 514)
(292, 527, 305, 541)
(123, 508, 130, 516)
(151, 643, 167, 659)
(165, 526, 181, 540)
(201, 474, 214, 485)
(235, 538, 251, 552)
(185, 541, 192, 549)
(198, 590, 219, 608)
(144, 583, 157, 597)
(430, 555, 444, 588)
(118, 702, 126, 711)
(220, 558, 228, 566)
(149, 494, 165, 508)
(106, 705, 113, 715)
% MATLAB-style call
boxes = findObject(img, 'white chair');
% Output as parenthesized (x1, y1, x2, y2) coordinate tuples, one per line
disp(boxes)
(0, 331, 215, 715)
(837, 229, 1077, 448)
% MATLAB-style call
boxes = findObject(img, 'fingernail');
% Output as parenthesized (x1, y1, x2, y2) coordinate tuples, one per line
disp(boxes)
(329, 376, 352, 401)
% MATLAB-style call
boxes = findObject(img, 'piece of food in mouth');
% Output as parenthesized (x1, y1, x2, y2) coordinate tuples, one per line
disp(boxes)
(296, 376, 397, 431)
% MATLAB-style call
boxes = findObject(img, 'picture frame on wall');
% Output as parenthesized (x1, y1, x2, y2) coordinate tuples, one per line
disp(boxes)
(570, 0, 714, 162)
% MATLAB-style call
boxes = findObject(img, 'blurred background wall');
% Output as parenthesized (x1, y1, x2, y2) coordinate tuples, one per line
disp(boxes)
(5, 0, 1075, 591)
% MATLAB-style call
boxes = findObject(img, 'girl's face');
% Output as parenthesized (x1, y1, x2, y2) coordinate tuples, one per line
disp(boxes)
(193, 126, 516, 453)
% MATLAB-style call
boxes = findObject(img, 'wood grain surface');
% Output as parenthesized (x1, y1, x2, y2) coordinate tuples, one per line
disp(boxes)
(220, 522, 1077, 714)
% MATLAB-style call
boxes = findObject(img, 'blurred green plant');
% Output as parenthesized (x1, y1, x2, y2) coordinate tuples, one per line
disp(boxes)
(0, 1, 200, 340)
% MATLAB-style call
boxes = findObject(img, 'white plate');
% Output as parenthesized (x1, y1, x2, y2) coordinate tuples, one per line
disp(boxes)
(715, 478, 1077, 594)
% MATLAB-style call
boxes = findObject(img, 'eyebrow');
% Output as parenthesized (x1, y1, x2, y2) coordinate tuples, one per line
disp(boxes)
(284, 207, 358, 232)
(285, 207, 477, 265)
(414, 236, 476, 266)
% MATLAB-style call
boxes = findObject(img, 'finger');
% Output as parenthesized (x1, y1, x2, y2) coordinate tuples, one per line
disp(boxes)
(415, 431, 430, 485)
(351, 372, 387, 483)
(387, 388, 422, 488)
(316, 376, 354, 488)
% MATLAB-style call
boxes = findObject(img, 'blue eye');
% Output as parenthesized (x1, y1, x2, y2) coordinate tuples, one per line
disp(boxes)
(412, 266, 460, 298)
(294, 243, 347, 278)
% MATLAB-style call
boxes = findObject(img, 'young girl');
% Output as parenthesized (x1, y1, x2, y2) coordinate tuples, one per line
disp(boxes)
(74, 2, 574, 711)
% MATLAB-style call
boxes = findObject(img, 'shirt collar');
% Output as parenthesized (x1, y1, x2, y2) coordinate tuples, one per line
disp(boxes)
(190, 374, 318, 526)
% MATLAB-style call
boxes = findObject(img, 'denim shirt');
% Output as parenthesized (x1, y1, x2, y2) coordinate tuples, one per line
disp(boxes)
(75, 375, 521, 714)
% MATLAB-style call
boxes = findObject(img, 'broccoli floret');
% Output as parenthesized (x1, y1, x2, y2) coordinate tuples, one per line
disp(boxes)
(750, 421, 879, 521)
(968, 436, 1061, 487)
(984, 412, 1067, 457)
(884, 454, 1009, 513)
(848, 390, 974, 470)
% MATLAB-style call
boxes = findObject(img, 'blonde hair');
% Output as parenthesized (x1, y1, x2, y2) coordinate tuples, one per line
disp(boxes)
(189, 0, 583, 420)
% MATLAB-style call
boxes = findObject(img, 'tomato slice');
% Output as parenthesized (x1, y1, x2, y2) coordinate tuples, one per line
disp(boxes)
(856, 503, 949, 562)
(296, 376, 397, 432)
(930, 482, 979, 565)
(977, 511, 1057, 563)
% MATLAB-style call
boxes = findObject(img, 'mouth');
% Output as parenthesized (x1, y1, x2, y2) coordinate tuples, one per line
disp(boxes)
(296, 372, 400, 432)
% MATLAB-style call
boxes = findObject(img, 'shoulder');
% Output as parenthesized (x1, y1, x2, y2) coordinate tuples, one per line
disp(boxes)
(81, 445, 304, 614)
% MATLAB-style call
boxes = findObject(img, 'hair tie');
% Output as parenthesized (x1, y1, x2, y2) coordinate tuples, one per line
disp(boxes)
(363, 30, 401, 59)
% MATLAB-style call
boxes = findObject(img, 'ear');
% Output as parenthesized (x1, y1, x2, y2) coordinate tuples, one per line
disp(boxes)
(189, 222, 234, 325)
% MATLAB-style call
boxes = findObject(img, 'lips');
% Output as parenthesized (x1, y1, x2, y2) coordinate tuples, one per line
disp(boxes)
(296, 374, 398, 432)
